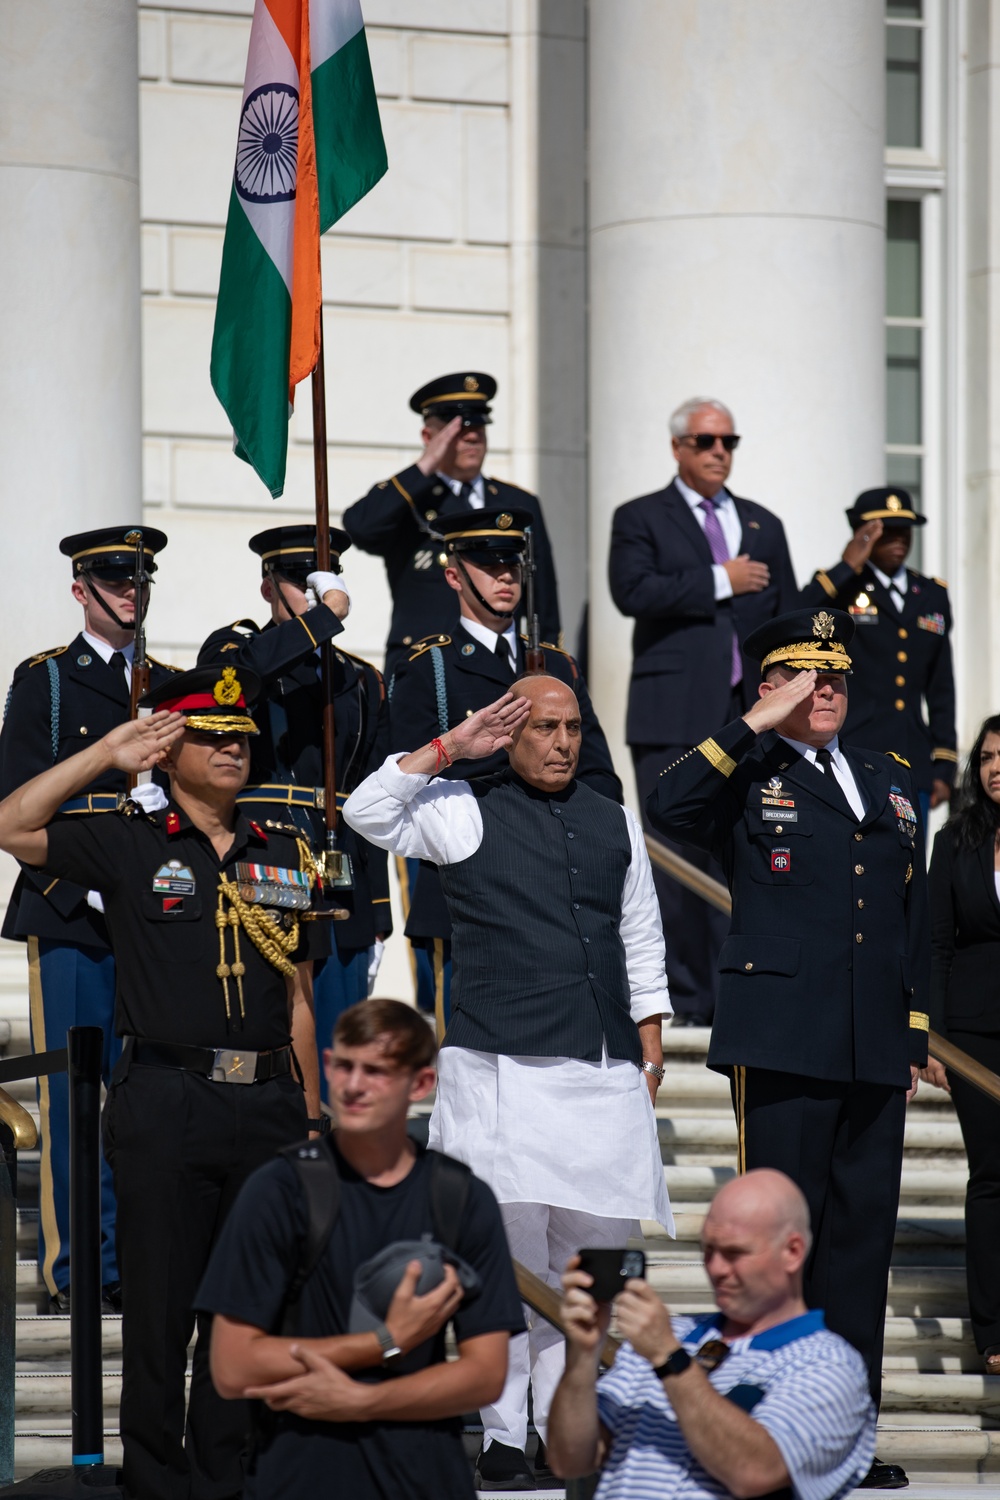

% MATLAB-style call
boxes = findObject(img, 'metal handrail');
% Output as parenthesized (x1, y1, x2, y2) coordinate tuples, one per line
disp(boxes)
(643, 831, 1000, 1106)
(0, 1088, 37, 1152)
(514, 1260, 622, 1368)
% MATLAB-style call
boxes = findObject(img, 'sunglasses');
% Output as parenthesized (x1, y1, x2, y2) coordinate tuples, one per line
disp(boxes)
(680, 434, 741, 453)
(694, 1338, 731, 1372)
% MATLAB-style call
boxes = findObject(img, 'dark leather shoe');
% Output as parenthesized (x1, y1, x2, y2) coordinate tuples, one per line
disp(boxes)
(49, 1289, 70, 1315)
(102, 1281, 123, 1313)
(476, 1441, 537, 1490)
(859, 1458, 908, 1489)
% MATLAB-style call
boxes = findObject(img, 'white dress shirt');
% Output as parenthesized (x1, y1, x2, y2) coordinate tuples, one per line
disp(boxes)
(674, 474, 742, 602)
(81, 632, 134, 686)
(436, 471, 486, 509)
(869, 562, 909, 612)
(459, 615, 518, 669)
(778, 734, 866, 822)
(344, 754, 674, 1228)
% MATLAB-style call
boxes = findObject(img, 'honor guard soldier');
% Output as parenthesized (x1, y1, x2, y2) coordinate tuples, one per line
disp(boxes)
(342, 371, 561, 678)
(389, 507, 621, 1027)
(0, 667, 321, 1500)
(801, 487, 957, 822)
(647, 609, 928, 1491)
(0, 524, 174, 1312)
(198, 525, 391, 1092)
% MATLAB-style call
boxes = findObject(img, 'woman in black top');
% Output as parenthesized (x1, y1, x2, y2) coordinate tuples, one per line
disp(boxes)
(929, 714, 1000, 1372)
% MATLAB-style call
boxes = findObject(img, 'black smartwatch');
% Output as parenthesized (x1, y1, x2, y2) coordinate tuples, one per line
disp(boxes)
(307, 1115, 332, 1136)
(652, 1346, 691, 1379)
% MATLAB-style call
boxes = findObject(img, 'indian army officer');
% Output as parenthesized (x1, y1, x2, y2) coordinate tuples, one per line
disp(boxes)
(801, 487, 957, 821)
(343, 371, 560, 678)
(198, 525, 391, 1096)
(389, 507, 622, 1028)
(0, 525, 175, 1312)
(0, 666, 321, 1500)
(648, 608, 929, 1490)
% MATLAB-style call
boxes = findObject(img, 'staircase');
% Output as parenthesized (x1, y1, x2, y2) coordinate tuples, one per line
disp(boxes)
(0, 936, 993, 1493)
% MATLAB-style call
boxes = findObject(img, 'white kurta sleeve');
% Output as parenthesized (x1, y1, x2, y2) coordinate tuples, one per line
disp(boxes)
(620, 807, 672, 1024)
(342, 753, 484, 865)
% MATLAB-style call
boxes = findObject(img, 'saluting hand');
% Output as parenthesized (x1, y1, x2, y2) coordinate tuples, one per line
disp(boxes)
(103, 711, 186, 773)
(842, 519, 883, 573)
(742, 671, 818, 736)
(417, 415, 464, 477)
(447, 692, 532, 762)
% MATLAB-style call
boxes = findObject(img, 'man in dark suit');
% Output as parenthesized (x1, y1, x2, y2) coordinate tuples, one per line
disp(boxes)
(608, 397, 799, 1023)
(343, 372, 560, 679)
(198, 526, 392, 1101)
(648, 608, 928, 1489)
(389, 507, 622, 1028)
(800, 487, 957, 824)
(0, 525, 176, 1311)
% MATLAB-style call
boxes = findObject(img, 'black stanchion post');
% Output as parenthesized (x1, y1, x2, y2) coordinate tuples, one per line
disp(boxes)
(68, 1027, 103, 1469)
(0, 1125, 16, 1486)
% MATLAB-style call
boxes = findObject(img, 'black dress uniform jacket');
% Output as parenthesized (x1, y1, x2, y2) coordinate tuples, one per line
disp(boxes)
(388, 619, 623, 941)
(608, 480, 799, 745)
(343, 466, 560, 663)
(648, 717, 930, 1087)
(198, 606, 391, 953)
(928, 822, 1000, 1036)
(800, 563, 957, 792)
(0, 634, 177, 948)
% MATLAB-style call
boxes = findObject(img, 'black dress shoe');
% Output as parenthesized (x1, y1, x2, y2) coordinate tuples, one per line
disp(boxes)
(102, 1281, 123, 1313)
(859, 1458, 908, 1489)
(49, 1289, 70, 1315)
(475, 1441, 537, 1490)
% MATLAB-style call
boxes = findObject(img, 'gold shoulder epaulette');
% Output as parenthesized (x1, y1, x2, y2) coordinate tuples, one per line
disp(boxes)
(933, 577, 948, 589)
(261, 818, 300, 837)
(148, 654, 182, 673)
(408, 634, 451, 661)
(486, 476, 532, 498)
(230, 619, 259, 636)
(886, 751, 911, 769)
(28, 646, 68, 667)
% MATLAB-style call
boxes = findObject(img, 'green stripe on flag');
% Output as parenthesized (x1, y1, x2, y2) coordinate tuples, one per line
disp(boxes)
(313, 28, 388, 232)
(210, 188, 293, 498)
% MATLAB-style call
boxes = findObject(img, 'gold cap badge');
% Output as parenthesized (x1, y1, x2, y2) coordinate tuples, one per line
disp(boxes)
(496, 513, 513, 530)
(464, 375, 479, 392)
(812, 611, 836, 640)
(214, 666, 242, 707)
(887, 494, 902, 511)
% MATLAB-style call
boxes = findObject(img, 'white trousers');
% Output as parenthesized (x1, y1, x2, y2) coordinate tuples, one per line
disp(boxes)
(482, 1202, 636, 1454)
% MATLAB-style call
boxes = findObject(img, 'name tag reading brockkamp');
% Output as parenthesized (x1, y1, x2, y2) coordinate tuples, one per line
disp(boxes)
(235, 863, 311, 910)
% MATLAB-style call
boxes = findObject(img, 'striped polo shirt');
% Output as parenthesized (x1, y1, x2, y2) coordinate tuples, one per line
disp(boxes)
(595, 1310, 875, 1500)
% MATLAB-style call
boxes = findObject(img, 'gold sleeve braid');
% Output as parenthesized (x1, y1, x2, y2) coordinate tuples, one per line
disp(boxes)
(213, 838, 318, 1020)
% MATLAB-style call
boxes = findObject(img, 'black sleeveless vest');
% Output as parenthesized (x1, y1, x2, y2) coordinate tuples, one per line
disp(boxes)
(439, 772, 640, 1063)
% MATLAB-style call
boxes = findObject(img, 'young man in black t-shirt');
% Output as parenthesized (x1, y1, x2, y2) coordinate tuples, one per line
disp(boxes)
(198, 1000, 524, 1500)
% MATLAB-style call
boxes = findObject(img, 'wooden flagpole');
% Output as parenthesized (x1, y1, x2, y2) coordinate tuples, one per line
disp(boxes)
(310, 320, 344, 894)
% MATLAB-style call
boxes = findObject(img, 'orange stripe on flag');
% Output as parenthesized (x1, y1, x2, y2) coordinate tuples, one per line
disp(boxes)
(265, 0, 321, 395)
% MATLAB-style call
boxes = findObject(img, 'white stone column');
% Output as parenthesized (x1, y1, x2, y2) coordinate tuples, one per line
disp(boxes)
(587, 2, 887, 796)
(0, 0, 142, 701)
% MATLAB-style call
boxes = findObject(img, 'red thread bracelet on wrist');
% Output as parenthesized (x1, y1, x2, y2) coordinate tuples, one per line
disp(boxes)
(431, 737, 452, 772)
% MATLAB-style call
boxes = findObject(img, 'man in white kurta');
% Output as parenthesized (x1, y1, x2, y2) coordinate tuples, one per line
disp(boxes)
(344, 680, 673, 1487)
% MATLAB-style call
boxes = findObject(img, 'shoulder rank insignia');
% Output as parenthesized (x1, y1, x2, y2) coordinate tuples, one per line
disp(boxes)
(248, 820, 267, 841)
(263, 819, 299, 836)
(408, 634, 451, 662)
(886, 751, 911, 769)
(28, 646, 68, 668)
(148, 654, 182, 673)
(933, 577, 948, 589)
(165, 811, 181, 835)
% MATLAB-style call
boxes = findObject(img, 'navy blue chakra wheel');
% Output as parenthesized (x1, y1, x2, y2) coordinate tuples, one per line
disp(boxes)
(235, 82, 299, 204)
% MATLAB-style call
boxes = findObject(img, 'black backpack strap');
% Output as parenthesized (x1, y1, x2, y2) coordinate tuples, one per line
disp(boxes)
(426, 1150, 471, 1251)
(279, 1138, 341, 1321)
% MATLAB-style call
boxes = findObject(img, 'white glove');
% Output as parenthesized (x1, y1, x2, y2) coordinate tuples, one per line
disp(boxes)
(307, 570, 351, 615)
(129, 783, 170, 814)
(86, 890, 105, 914)
(367, 938, 385, 997)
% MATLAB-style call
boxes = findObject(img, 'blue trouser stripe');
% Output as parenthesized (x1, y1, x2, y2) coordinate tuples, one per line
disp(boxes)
(29, 939, 120, 1294)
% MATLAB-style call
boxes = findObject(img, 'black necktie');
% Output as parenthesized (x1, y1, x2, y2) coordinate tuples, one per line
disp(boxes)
(110, 651, 129, 684)
(494, 636, 513, 676)
(815, 748, 854, 818)
(459, 481, 475, 508)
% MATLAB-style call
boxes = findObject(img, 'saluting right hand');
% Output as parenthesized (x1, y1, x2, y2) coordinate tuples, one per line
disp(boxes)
(416, 415, 464, 477)
(742, 670, 818, 736)
(842, 518, 883, 572)
(103, 711, 186, 773)
(447, 692, 531, 762)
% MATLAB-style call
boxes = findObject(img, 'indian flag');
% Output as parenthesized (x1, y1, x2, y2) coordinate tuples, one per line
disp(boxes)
(211, 0, 387, 498)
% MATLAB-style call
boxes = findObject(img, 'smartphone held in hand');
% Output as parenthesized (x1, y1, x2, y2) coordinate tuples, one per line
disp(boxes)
(578, 1247, 646, 1303)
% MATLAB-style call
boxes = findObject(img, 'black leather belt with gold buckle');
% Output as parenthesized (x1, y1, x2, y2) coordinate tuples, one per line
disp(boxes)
(127, 1037, 292, 1085)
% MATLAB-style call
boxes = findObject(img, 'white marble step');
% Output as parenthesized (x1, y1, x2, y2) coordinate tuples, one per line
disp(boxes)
(15, 1314, 122, 1360)
(14, 1371, 122, 1415)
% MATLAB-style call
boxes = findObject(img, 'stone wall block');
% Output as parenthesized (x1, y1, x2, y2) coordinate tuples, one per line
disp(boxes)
(410, 246, 509, 313)
(140, 84, 240, 227)
(168, 15, 251, 86)
(410, 35, 509, 104)
(463, 109, 509, 243)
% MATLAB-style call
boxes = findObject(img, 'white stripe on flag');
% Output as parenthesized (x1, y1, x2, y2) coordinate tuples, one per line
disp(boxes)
(237, 0, 299, 295)
(311, 0, 364, 71)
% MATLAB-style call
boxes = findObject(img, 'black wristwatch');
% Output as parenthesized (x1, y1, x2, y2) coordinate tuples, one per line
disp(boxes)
(375, 1322, 403, 1368)
(307, 1115, 331, 1136)
(652, 1346, 691, 1379)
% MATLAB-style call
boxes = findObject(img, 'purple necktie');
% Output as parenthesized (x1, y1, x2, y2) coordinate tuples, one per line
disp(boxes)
(699, 497, 742, 689)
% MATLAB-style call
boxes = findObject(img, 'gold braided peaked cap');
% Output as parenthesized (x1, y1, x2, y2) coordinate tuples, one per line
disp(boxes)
(743, 608, 855, 678)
